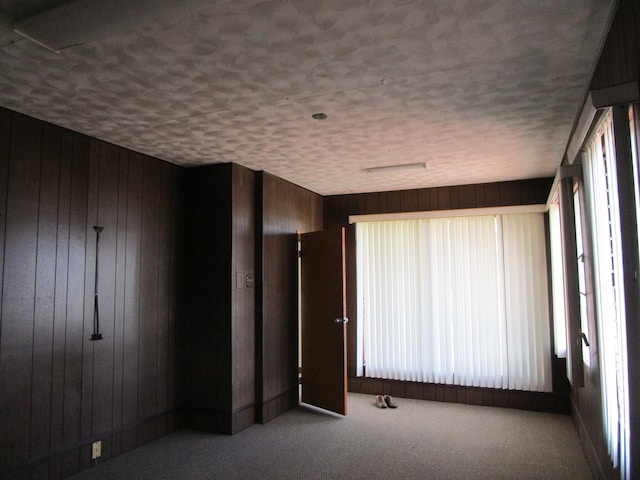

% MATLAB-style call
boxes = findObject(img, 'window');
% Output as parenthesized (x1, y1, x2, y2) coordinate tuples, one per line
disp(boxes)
(548, 201, 567, 358)
(355, 211, 552, 392)
(582, 109, 630, 475)
(573, 181, 591, 366)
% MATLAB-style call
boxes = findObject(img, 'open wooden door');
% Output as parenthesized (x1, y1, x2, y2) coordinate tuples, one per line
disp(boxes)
(299, 227, 348, 415)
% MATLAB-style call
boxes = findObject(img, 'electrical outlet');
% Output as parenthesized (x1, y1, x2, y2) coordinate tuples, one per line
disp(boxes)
(92, 441, 101, 460)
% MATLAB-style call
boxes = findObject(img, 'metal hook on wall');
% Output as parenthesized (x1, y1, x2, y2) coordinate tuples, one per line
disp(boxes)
(90, 225, 104, 341)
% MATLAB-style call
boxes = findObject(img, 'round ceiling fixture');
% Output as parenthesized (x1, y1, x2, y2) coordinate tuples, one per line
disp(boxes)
(312, 113, 327, 120)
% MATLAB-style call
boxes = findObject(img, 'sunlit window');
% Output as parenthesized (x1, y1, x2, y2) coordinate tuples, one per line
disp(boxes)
(582, 110, 629, 477)
(356, 211, 552, 392)
(573, 182, 590, 366)
(548, 201, 567, 358)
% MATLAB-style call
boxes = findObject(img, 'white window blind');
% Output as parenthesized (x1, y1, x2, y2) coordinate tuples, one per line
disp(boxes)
(356, 212, 552, 392)
(548, 202, 568, 358)
(582, 111, 630, 476)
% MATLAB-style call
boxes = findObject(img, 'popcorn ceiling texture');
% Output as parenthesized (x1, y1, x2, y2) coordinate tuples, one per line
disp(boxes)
(0, 0, 614, 195)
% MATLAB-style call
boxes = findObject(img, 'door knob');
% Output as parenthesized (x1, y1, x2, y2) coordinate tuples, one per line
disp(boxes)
(334, 317, 349, 324)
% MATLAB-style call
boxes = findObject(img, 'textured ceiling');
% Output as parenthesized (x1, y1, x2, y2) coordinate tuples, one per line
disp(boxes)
(0, 0, 615, 195)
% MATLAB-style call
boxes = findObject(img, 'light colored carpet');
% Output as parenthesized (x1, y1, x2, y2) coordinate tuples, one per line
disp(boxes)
(68, 393, 591, 479)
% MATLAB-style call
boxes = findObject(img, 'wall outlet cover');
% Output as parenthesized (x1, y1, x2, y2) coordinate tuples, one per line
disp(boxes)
(92, 441, 102, 459)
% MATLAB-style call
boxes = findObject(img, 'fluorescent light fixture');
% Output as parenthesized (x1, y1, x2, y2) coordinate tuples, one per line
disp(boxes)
(365, 162, 426, 175)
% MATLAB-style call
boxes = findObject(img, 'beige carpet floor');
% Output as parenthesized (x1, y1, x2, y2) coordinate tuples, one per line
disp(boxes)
(68, 393, 591, 479)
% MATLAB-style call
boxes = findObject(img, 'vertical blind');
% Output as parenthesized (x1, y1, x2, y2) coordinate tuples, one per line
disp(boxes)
(582, 111, 630, 476)
(356, 212, 552, 392)
(548, 202, 568, 358)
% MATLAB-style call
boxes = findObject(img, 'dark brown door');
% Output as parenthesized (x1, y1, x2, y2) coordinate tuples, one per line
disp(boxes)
(300, 227, 348, 415)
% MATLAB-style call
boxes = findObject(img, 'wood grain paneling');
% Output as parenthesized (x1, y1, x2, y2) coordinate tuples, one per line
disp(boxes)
(178, 163, 256, 435)
(138, 155, 162, 445)
(110, 147, 129, 459)
(591, 0, 639, 90)
(256, 172, 323, 423)
(0, 108, 8, 337)
(64, 133, 90, 463)
(91, 142, 119, 438)
(231, 164, 256, 433)
(49, 130, 73, 480)
(179, 164, 232, 431)
(158, 160, 179, 437)
(0, 108, 180, 479)
(324, 178, 551, 228)
(353, 378, 569, 413)
(0, 112, 41, 475)
(30, 123, 62, 464)
(122, 150, 143, 432)
(79, 140, 99, 463)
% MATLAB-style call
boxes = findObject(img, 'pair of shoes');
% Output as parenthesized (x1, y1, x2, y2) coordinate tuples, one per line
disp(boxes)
(375, 394, 398, 409)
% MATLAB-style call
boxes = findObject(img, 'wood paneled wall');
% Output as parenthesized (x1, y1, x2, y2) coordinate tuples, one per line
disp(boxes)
(322, 178, 573, 413)
(591, 0, 640, 91)
(323, 178, 551, 226)
(256, 172, 323, 423)
(0, 108, 180, 480)
(231, 164, 256, 433)
(178, 163, 256, 435)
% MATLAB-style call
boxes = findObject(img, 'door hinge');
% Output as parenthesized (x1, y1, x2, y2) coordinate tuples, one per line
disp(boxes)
(297, 250, 303, 258)
(298, 367, 302, 384)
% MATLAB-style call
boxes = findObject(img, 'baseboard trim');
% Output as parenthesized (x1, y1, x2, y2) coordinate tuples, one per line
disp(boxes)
(180, 402, 256, 435)
(349, 377, 570, 413)
(260, 388, 299, 424)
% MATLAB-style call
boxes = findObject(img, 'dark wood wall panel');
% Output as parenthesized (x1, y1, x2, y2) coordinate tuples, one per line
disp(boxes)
(79, 140, 100, 468)
(122, 151, 143, 437)
(157, 160, 179, 437)
(49, 130, 73, 479)
(0, 109, 8, 337)
(178, 163, 257, 435)
(91, 142, 119, 440)
(30, 123, 62, 464)
(63, 133, 90, 474)
(231, 164, 256, 433)
(138, 156, 161, 445)
(257, 172, 323, 423)
(0, 108, 180, 479)
(0, 114, 8, 474)
(178, 164, 233, 433)
(591, 0, 639, 90)
(0, 112, 41, 479)
(349, 377, 567, 413)
(324, 178, 551, 228)
(110, 147, 129, 459)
